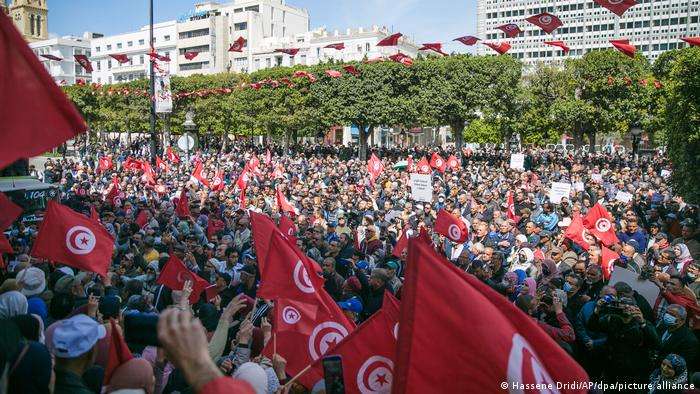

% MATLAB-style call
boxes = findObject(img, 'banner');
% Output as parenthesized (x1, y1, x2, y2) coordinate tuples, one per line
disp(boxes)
(509, 153, 525, 170)
(548, 182, 571, 204)
(410, 173, 432, 203)
(615, 191, 633, 203)
(154, 73, 173, 114)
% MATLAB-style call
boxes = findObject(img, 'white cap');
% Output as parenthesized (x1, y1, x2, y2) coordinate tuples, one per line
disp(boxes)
(52, 314, 106, 358)
(17, 267, 46, 297)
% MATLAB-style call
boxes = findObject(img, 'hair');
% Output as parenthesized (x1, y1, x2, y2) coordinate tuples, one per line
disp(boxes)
(613, 281, 633, 296)
(565, 274, 584, 288)
(515, 294, 534, 314)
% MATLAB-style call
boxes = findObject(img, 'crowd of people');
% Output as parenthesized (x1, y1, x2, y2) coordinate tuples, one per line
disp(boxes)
(1, 136, 699, 393)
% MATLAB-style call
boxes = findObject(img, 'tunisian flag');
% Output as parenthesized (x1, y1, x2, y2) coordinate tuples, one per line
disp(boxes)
(278, 215, 297, 241)
(210, 169, 225, 192)
(0, 12, 87, 169)
(429, 152, 447, 173)
(103, 319, 133, 385)
(564, 214, 590, 250)
(175, 189, 191, 218)
(506, 191, 520, 223)
(600, 246, 619, 280)
(583, 203, 619, 246)
(525, 12, 563, 34)
(484, 42, 511, 54)
(0, 192, 22, 230)
(377, 32, 402, 46)
(30, 201, 114, 277)
(610, 39, 636, 58)
(191, 160, 210, 188)
(302, 292, 401, 390)
(393, 235, 589, 393)
(156, 254, 209, 304)
(155, 156, 168, 172)
(392, 226, 410, 258)
(434, 210, 468, 243)
(98, 156, 113, 173)
(105, 177, 122, 206)
(446, 155, 460, 170)
(594, 0, 637, 16)
(496, 23, 521, 38)
(416, 157, 431, 174)
(250, 211, 280, 273)
(165, 146, 180, 163)
(367, 153, 384, 181)
(276, 188, 297, 215)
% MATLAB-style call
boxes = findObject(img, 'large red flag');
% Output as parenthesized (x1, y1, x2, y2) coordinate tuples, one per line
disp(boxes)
(155, 156, 168, 172)
(175, 189, 191, 218)
(525, 12, 563, 34)
(453, 35, 480, 46)
(376, 33, 402, 46)
(250, 211, 280, 274)
(30, 201, 114, 277)
(105, 177, 122, 207)
(104, 319, 133, 385)
(210, 169, 225, 192)
(98, 156, 113, 173)
(392, 226, 410, 258)
(278, 215, 297, 241)
(610, 39, 636, 58)
(74, 54, 93, 72)
(109, 53, 129, 64)
(324, 42, 345, 50)
(434, 210, 468, 243)
(276, 188, 297, 215)
(416, 157, 431, 174)
(582, 203, 619, 246)
(429, 152, 447, 173)
(681, 37, 700, 47)
(483, 42, 512, 54)
(183, 51, 199, 60)
(156, 254, 209, 304)
(506, 191, 520, 223)
(0, 12, 87, 169)
(600, 246, 619, 280)
(228, 36, 246, 52)
(141, 161, 156, 185)
(564, 214, 590, 250)
(235, 167, 250, 191)
(593, 0, 637, 16)
(191, 160, 210, 188)
(544, 40, 571, 54)
(368, 153, 384, 181)
(165, 146, 180, 163)
(393, 235, 589, 393)
(497, 23, 522, 38)
(446, 155, 460, 170)
(0, 192, 22, 230)
(302, 292, 401, 390)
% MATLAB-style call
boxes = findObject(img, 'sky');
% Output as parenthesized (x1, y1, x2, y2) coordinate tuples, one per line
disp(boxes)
(48, 0, 477, 53)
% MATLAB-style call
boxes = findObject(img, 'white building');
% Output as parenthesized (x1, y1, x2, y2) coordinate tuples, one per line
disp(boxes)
(30, 33, 98, 85)
(90, 21, 178, 84)
(476, 0, 700, 68)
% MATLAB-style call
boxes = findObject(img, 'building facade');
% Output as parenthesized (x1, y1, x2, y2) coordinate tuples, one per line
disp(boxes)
(476, 0, 700, 68)
(3, 0, 49, 42)
(30, 32, 99, 85)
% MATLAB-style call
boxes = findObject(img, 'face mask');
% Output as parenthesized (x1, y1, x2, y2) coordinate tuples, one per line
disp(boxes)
(663, 313, 677, 326)
(563, 282, 573, 292)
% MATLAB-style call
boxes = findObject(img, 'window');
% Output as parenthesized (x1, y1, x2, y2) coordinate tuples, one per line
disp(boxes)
(164, 35, 170, 41)
(108, 76, 112, 84)
(108, 59, 112, 70)
(234, 22, 247, 31)
(276, 56, 282, 66)
(128, 41, 133, 47)
(266, 58, 271, 68)
(139, 39, 145, 45)
(300, 54, 306, 64)
(117, 43, 122, 49)
(234, 8, 243, 13)
(96, 46, 101, 52)
(107, 44, 112, 50)
(357, 45, 362, 52)
(96, 61, 101, 71)
(179, 45, 209, 54)
(244, 5, 259, 12)
(75, 64, 81, 75)
(139, 55, 144, 64)
(179, 28, 209, 39)
(365, 43, 370, 51)
(179, 61, 209, 71)
(97, 77, 101, 83)
(30, 14, 35, 35)
(36, 15, 41, 36)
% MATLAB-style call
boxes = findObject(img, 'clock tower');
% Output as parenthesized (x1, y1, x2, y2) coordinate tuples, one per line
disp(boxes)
(9, 0, 48, 42)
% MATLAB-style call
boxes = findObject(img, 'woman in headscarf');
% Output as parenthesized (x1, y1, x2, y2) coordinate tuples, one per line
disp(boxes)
(520, 277, 538, 298)
(8, 341, 53, 394)
(674, 243, 694, 276)
(649, 353, 687, 394)
(504, 270, 527, 302)
(106, 358, 155, 394)
(0, 290, 28, 319)
(539, 258, 562, 286)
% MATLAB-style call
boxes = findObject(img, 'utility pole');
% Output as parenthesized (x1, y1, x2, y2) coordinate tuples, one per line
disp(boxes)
(149, 0, 158, 164)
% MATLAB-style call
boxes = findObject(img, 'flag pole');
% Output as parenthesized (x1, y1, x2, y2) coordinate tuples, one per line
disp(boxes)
(247, 297, 260, 350)
(282, 364, 313, 390)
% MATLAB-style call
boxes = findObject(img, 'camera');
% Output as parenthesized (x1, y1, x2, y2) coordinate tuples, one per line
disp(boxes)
(600, 294, 627, 316)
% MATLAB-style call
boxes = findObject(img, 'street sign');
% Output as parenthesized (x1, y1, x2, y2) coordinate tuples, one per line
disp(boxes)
(177, 133, 195, 152)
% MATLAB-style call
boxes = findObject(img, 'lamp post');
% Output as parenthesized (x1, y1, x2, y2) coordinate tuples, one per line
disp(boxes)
(630, 123, 643, 159)
(182, 108, 197, 162)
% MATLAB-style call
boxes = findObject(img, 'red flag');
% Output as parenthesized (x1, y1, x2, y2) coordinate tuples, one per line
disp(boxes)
(600, 246, 619, 280)
(325, 69, 342, 78)
(0, 234, 12, 254)
(109, 53, 129, 64)
(388, 52, 413, 67)
(73, 54, 93, 72)
(175, 189, 191, 218)
(248, 155, 260, 172)
(235, 167, 250, 191)
(376, 32, 402, 46)
(406, 156, 414, 172)
(183, 51, 199, 60)
(278, 215, 297, 241)
(155, 156, 168, 172)
(165, 146, 180, 163)
(497, 23, 522, 38)
(416, 157, 431, 174)
(393, 236, 589, 393)
(419, 43, 447, 56)
(483, 42, 511, 54)
(342, 65, 360, 76)
(453, 35, 480, 46)
(564, 214, 590, 250)
(40, 54, 63, 61)
(140, 161, 156, 185)
(191, 160, 210, 188)
(610, 39, 636, 58)
(156, 254, 209, 304)
(211, 169, 225, 192)
(593, 0, 637, 16)
(367, 153, 384, 181)
(392, 226, 410, 258)
(103, 319, 133, 385)
(105, 177, 122, 206)
(276, 188, 297, 215)
(0, 192, 22, 230)
(681, 37, 700, 47)
(303, 292, 401, 390)
(250, 211, 282, 273)
(135, 210, 149, 229)
(526, 12, 563, 34)
(544, 40, 571, 54)
(324, 43, 345, 50)
(90, 206, 100, 222)
(265, 149, 272, 165)
(434, 210, 468, 243)
(206, 217, 225, 238)
(0, 12, 87, 169)
(446, 155, 459, 170)
(228, 36, 246, 52)
(429, 152, 447, 173)
(30, 201, 114, 277)
(583, 203, 619, 246)
(275, 48, 299, 56)
(98, 156, 113, 173)
(148, 50, 170, 62)
(122, 157, 142, 171)
(506, 191, 520, 223)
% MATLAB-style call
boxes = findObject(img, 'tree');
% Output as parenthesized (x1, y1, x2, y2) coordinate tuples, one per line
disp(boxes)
(665, 47, 700, 203)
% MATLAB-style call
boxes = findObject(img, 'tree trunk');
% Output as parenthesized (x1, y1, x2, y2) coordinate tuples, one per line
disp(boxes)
(292, 130, 298, 145)
(451, 121, 465, 155)
(358, 124, 368, 160)
(284, 130, 291, 151)
(587, 131, 596, 153)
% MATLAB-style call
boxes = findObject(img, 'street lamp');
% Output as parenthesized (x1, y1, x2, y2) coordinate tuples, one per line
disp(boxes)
(182, 107, 197, 161)
(630, 123, 643, 158)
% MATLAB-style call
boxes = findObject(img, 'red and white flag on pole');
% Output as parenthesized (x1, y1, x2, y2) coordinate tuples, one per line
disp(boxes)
(210, 169, 225, 192)
(155, 156, 169, 172)
(276, 188, 298, 216)
(392, 226, 410, 258)
(434, 209, 468, 243)
(156, 254, 209, 304)
(30, 201, 115, 277)
(278, 215, 297, 242)
(582, 203, 619, 246)
(191, 160, 210, 188)
(367, 153, 384, 181)
(564, 214, 591, 250)
(429, 152, 447, 173)
(446, 154, 460, 170)
(416, 157, 431, 174)
(105, 177, 123, 206)
(98, 156, 113, 173)
(393, 234, 589, 393)
(506, 191, 520, 223)
(175, 189, 191, 218)
(600, 246, 619, 280)
(165, 146, 180, 163)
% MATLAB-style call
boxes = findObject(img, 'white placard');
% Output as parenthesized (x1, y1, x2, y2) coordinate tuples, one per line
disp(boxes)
(548, 182, 572, 204)
(661, 169, 671, 178)
(574, 182, 584, 192)
(591, 174, 603, 183)
(615, 191, 633, 203)
(177, 134, 195, 152)
(510, 153, 525, 170)
(608, 266, 661, 307)
(154, 73, 173, 113)
(410, 173, 433, 203)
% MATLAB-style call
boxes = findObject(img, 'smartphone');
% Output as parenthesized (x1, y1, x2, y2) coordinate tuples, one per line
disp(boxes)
(322, 355, 345, 394)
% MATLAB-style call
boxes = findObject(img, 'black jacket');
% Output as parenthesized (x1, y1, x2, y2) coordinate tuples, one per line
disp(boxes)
(657, 324, 699, 372)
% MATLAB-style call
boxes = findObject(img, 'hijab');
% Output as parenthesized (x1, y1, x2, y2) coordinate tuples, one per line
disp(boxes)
(106, 358, 155, 394)
(0, 291, 28, 319)
(676, 244, 693, 263)
(8, 341, 52, 394)
(523, 277, 537, 297)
